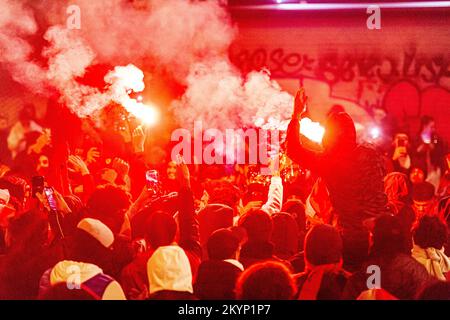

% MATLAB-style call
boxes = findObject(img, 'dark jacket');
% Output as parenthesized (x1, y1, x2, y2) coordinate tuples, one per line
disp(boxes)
(295, 269, 349, 300)
(194, 259, 242, 300)
(286, 115, 389, 233)
(342, 253, 434, 300)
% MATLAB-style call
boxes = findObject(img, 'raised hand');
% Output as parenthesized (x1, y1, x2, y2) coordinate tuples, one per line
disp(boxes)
(86, 147, 100, 164)
(68, 155, 90, 176)
(132, 125, 146, 153)
(112, 157, 130, 178)
(293, 87, 308, 120)
(176, 154, 190, 188)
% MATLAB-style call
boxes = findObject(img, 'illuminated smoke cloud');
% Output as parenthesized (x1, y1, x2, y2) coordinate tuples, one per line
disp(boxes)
(0, 0, 46, 92)
(0, 0, 294, 130)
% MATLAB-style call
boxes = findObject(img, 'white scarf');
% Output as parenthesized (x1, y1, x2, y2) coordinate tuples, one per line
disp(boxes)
(411, 244, 450, 281)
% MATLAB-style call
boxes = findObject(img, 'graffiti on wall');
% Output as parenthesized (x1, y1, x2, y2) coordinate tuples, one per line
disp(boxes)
(230, 46, 450, 140)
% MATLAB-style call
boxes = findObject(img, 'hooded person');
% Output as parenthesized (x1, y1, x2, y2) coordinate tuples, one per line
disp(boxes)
(147, 245, 195, 300)
(411, 215, 450, 281)
(38, 218, 126, 300)
(194, 228, 243, 300)
(286, 89, 389, 272)
(295, 224, 350, 300)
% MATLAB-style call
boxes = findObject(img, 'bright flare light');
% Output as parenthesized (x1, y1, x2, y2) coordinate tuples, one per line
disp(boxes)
(105, 64, 159, 126)
(370, 127, 381, 139)
(300, 117, 325, 143)
(124, 100, 159, 126)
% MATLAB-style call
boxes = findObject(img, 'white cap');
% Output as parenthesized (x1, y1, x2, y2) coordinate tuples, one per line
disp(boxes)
(77, 218, 114, 248)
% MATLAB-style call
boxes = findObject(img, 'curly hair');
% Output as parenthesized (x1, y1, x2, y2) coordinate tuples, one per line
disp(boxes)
(412, 215, 448, 249)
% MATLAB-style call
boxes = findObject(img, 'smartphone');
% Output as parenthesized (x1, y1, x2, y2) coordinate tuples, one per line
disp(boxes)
(32, 176, 45, 198)
(146, 170, 161, 195)
(421, 132, 431, 144)
(44, 187, 58, 212)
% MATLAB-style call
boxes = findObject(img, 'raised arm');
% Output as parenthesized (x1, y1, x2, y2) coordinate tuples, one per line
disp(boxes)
(176, 155, 201, 258)
(285, 88, 322, 172)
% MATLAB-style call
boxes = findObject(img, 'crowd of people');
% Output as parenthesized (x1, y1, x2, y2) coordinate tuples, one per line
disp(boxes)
(0, 89, 449, 300)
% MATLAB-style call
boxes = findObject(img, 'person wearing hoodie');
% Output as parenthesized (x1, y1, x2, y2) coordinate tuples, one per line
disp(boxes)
(147, 245, 196, 300)
(411, 215, 450, 281)
(286, 88, 389, 272)
(194, 228, 243, 299)
(295, 224, 350, 300)
(38, 218, 126, 300)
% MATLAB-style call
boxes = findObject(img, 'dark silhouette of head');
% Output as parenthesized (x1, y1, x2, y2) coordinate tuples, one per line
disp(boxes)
(322, 112, 357, 154)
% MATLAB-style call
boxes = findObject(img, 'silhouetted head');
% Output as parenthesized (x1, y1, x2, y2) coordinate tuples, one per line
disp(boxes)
(322, 112, 357, 154)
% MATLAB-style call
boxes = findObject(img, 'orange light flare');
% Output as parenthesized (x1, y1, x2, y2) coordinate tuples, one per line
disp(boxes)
(107, 64, 160, 126)
(124, 99, 159, 126)
(299, 117, 325, 144)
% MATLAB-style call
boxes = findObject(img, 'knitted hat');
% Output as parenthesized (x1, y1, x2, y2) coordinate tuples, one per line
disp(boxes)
(304, 224, 342, 266)
(77, 218, 114, 248)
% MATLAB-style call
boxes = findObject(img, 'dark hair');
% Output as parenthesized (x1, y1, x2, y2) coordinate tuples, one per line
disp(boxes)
(69, 228, 113, 273)
(235, 261, 296, 300)
(204, 180, 240, 208)
(8, 209, 48, 251)
(304, 224, 342, 266)
(86, 184, 131, 233)
(144, 210, 177, 249)
(271, 213, 299, 259)
(62, 195, 86, 236)
(371, 214, 409, 257)
(420, 115, 434, 131)
(412, 215, 448, 249)
(239, 210, 273, 242)
(207, 228, 240, 260)
(0, 176, 28, 204)
(282, 200, 306, 233)
(417, 280, 450, 300)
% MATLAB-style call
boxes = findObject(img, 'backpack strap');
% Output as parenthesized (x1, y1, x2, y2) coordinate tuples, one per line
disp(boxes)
(81, 273, 115, 300)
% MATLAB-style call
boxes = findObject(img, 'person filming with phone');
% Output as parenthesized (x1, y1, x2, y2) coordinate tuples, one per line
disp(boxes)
(390, 133, 412, 176)
(414, 115, 447, 191)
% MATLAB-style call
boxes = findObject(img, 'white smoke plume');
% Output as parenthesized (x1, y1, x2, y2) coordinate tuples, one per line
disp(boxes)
(0, 0, 294, 131)
(0, 0, 46, 92)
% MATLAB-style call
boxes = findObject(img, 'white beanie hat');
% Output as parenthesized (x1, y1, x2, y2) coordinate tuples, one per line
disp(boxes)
(77, 218, 114, 248)
(0, 189, 10, 205)
(147, 245, 193, 295)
